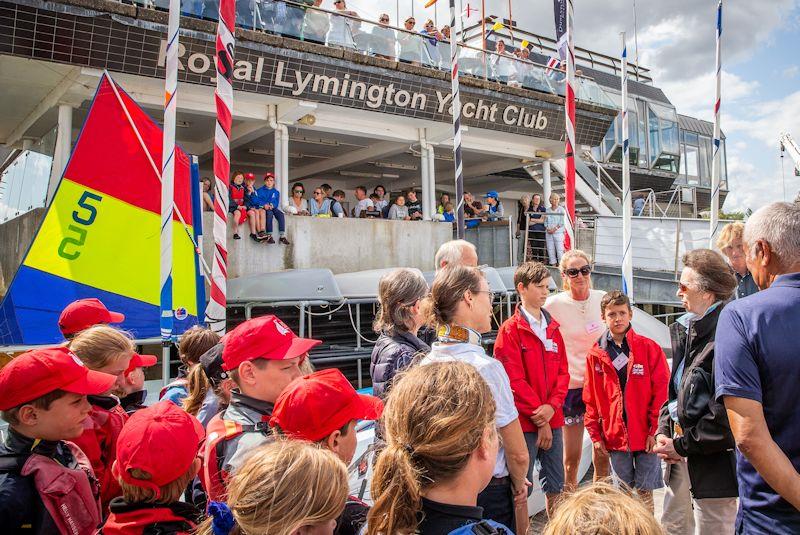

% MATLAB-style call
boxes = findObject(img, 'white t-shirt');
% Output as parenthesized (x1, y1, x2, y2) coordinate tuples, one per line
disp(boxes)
(544, 289, 606, 388)
(353, 198, 374, 217)
(421, 342, 519, 478)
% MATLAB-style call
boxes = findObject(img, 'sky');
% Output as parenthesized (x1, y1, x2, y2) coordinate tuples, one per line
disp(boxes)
(343, 0, 800, 212)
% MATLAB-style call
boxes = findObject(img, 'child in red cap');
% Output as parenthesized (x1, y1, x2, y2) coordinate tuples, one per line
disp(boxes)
(199, 315, 321, 502)
(0, 347, 117, 534)
(271, 368, 383, 535)
(102, 400, 205, 534)
(69, 325, 135, 511)
(58, 298, 125, 340)
(115, 353, 157, 415)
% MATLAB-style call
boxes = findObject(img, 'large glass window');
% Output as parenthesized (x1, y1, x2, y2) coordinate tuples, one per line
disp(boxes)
(699, 136, 711, 186)
(648, 108, 661, 167)
(647, 102, 679, 172)
(684, 145, 699, 184)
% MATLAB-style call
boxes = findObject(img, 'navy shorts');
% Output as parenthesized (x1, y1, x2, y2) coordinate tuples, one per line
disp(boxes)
(609, 450, 664, 491)
(524, 428, 565, 494)
(562, 387, 586, 426)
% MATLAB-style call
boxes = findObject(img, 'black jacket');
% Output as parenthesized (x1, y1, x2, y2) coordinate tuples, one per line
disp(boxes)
(0, 428, 82, 534)
(657, 303, 738, 499)
(370, 331, 430, 400)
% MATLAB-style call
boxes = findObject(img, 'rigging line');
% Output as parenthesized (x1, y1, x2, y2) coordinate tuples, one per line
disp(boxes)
(347, 304, 379, 344)
(295, 300, 348, 316)
(105, 71, 213, 279)
(632, 0, 640, 81)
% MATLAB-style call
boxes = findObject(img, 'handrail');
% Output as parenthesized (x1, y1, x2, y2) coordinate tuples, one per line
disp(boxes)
(583, 150, 623, 198)
(132, 0, 615, 108)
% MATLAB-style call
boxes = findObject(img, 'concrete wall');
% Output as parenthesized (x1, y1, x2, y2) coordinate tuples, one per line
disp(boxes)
(202, 213, 453, 277)
(0, 209, 45, 298)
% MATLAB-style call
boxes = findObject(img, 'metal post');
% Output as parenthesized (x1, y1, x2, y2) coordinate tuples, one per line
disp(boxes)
(48, 104, 73, 204)
(355, 304, 361, 349)
(162, 345, 171, 387)
(299, 302, 306, 338)
(420, 130, 432, 220)
(428, 145, 437, 217)
(674, 218, 682, 277)
(508, 216, 514, 267)
(357, 358, 363, 389)
(542, 159, 552, 204)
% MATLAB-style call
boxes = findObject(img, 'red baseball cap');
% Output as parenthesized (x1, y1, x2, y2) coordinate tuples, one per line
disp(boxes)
(270, 369, 383, 442)
(245, 172, 255, 180)
(221, 315, 321, 371)
(0, 347, 117, 411)
(124, 353, 158, 376)
(58, 298, 125, 336)
(113, 400, 205, 498)
(264, 172, 275, 180)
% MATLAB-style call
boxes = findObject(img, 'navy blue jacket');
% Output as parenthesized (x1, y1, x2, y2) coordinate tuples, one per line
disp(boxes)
(370, 331, 430, 400)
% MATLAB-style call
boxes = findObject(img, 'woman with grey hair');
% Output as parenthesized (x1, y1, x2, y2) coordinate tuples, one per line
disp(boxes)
(369, 268, 430, 399)
(654, 248, 738, 534)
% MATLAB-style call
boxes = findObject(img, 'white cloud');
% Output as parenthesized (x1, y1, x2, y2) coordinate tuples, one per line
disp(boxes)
(659, 70, 760, 121)
(725, 90, 800, 146)
(782, 65, 799, 78)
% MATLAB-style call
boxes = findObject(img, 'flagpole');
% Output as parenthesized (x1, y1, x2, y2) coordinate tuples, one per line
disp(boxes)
(205, 0, 235, 335)
(563, 0, 576, 251)
(620, 32, 633, 302)
(448, 0, 466, 239)
(709, 0, 723, 247)
(507, 0, 514, 46)
(160, 0, 179, 385)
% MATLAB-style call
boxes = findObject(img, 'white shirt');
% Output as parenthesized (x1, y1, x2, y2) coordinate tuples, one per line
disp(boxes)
(544, 289, 606, 388)
(521, 305, 548, 345)
(353, 198, 374, 217)
(421, 342, 519, 478)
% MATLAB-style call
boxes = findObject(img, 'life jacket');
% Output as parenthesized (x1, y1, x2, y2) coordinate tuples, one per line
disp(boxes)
(0, 441, 102, 535)
(447, 520, 511, 534)
(159, 379, 189, 402)
(102, 498, 202, 535)
(199, 414, 268, 504)
(72, 397, 128, 510)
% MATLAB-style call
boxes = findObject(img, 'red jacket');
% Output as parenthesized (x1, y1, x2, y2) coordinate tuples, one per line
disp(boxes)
(494, 305, 570, 432)
(583, 328, 669, 452)
(102, 498, 202, 534)
(72, 395, 128, 511)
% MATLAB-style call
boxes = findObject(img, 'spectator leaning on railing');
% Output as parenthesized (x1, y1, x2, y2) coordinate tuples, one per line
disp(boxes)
(387, 195, 410, 221)
(405, 190, 423, 220)
(483, 190, 504, 221)
(302, 0, 329, 44)
(398, 17, 423, 65)
(352, 185, 374, 218)
(327, 0, 357, 48)
(372, 14, 396, 60)
(308, 187, 333, 217)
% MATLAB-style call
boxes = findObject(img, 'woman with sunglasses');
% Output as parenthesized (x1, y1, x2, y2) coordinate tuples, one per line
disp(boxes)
(327, 0, 358, 49)
(653, 249, 738, 534)
(285, 182, 310, 216)
(309, 187, 334, 217)
(544, 249, 609, 491)
(398, 17, 423, 66)
(420, 19, 444, 68)
(420, 265, 531, 534)
(371, 13, 396, 60)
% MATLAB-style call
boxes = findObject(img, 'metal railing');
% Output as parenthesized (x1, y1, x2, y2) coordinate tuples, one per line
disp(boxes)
(652, 186, 698, 219)
(127, 0, 616, 109)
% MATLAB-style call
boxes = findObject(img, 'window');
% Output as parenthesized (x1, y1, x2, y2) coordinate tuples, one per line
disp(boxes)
(699, 136, 711, 186)
(684, 145, 699, 184)
(648, 108, 661, 167)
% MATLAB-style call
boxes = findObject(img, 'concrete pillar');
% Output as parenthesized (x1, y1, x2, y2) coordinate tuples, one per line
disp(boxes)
(280, 124, 289, 206)
(428, 146, 437, 216)
(21, 139, 33, 151)
(47, 104, 72, 205)
(419, 129, 432, 220)
(542, 159, 552, 204)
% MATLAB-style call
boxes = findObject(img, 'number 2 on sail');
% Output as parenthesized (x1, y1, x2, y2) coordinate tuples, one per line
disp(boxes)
(58, 191, 103, 260)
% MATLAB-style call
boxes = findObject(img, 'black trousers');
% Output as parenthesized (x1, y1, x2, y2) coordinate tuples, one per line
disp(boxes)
(477, 479, 516, 533)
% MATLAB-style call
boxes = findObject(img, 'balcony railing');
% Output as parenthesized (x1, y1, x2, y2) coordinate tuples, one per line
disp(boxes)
(126, 0, 615, 109)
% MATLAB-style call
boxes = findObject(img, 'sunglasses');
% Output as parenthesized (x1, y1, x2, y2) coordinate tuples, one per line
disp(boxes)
(678, 282, 692, 293)
(313, 191, 323, 195)
(293, 189, 304, 194)
(565, 265, 592, 278)
(380, 17, 389, 22)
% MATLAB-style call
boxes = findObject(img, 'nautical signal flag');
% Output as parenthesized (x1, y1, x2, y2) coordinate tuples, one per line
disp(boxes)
(462, 3, 476, 18)
(0, 74, 203, 345)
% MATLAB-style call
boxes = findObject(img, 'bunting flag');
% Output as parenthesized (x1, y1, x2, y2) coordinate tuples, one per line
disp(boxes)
(709, 0, 723, 247)
(160, 0, 180, 344)
(0, 75, 202, 346)
(563, 0, 576, 250)
(205, 0, 236, 334)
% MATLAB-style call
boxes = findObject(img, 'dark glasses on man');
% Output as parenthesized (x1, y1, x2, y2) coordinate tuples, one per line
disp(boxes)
(565, 265, 592, 278)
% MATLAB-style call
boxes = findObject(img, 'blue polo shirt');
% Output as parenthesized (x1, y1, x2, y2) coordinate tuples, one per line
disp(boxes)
(715, 272, 800, 534)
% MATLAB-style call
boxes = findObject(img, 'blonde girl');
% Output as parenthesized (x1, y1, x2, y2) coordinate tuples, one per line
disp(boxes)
(198, 440, 348, 535)
(69, 324, 135, 509)
(543, 481, 664, 535)
(367, 361, 506, 535)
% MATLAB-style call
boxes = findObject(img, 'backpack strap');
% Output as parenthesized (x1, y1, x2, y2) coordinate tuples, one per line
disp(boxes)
(142, 520, 194, 535)
(446, 520, 510, 535)
(0, 453, 29, 473)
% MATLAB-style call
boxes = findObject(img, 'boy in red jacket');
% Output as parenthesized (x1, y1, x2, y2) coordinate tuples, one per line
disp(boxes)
(583, 290, 669, 510)
(270, 368, 384, 535)
(103, 400, 205, 534)
(494, 261, 569, 516)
